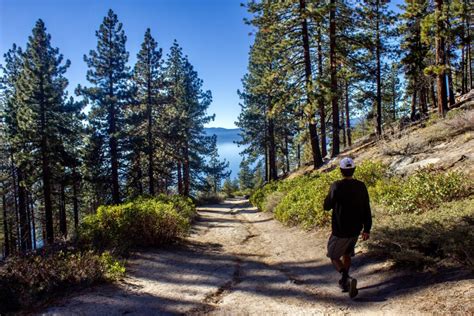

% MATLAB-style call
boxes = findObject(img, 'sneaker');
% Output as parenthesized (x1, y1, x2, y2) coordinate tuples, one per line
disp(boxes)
(338, 277, 349, 292)
(349, 277, 358, 298)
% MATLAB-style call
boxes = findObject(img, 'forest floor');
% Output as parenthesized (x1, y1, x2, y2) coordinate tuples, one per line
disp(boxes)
(42, 198, 473, 315)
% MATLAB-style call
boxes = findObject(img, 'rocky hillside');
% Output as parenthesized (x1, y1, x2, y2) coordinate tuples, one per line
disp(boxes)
(291, 90, 474, 179)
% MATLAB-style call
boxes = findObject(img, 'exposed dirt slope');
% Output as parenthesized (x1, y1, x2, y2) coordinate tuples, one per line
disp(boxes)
(289, 94, 474, 179)
(42, 199, 473, 315)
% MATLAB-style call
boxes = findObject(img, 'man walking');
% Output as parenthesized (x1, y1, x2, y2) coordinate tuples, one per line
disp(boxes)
(323, 157, 372, 298)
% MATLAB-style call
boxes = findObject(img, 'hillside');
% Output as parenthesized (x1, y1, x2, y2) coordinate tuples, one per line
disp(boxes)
(290, 91, 474, 179)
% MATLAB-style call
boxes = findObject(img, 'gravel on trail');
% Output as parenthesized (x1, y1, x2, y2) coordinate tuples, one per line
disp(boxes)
(43, 199, 473, 315)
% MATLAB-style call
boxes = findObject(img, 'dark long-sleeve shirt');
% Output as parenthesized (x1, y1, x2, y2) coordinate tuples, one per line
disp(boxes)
(323, 178, 372, 238)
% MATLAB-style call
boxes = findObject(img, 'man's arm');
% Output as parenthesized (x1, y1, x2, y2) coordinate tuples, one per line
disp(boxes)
(323, 183, 336, 211)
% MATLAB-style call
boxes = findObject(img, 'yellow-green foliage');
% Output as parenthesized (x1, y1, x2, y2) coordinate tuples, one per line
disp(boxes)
(251, 161, 471, 229)
(251, 161, 387, 228)
(368, 197, 474, 268)
(371, 170, 472, 214)
(0, 250, 125, 313)
(79, 195, 195, 251)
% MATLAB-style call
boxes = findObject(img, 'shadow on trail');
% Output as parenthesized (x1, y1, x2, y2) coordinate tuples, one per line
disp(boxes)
(123, 241, 472, 312)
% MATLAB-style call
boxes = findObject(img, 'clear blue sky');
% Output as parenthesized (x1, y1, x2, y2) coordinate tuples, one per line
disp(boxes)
(0, 0, 253, 128)
(1, 0, 404, 128)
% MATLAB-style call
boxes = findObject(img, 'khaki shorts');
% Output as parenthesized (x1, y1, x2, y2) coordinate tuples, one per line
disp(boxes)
(326, 234, 358, 259)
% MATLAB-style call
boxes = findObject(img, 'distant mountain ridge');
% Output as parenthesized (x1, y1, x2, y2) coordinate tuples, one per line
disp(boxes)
(204, 127, 241, 144)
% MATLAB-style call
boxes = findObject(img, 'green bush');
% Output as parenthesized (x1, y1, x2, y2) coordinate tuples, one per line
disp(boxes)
(367, 197, 474, 268)
(0, 250, 124, 313)
(79, 195, 196, 251)
(251, 161, 387, 228)
(372, 170, 472, 214)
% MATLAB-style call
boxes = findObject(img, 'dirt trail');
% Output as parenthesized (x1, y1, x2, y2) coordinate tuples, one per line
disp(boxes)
(43, 199, 473, 315)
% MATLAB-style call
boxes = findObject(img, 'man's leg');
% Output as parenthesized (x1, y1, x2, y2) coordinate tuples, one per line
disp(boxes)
(342, 255, 351, 274)
(331, 258, 349, 291)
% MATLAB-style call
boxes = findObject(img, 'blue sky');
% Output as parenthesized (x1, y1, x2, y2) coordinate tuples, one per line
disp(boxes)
(1, 0, 404, 129)
(0, 0, 253, 128)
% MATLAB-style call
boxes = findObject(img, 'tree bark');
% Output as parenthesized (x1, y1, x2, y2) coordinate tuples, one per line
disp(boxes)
(430, 79, 437, 108)
(17, 169, 31, 251)
(411, 87, 417, 121)
(329, 0, 340, 157)
(267, 114, 277, 180)
(466, 0, 472, 89)
(341, 102, 346, 148)
(177, 161, 183, 195)
(345, 80, 352, 147)
(147, 79, 155, 195)
(183, 146, 190, 196)
(375, 0, 383, 135)
(446, 46, 456, 106)
(72, 167, 79, 230)
(29, 193, 36, 250)
(435, 0, 448, 117)
(40, 81, 54, 244)
(300, 0, 323, 168)
(317, 25, 327, 158)
(59, 182, 67, 238)
(2, 193, 10, 258)
(420, 87, 428, 114)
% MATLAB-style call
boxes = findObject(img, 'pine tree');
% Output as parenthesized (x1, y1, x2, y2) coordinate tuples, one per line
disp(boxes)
(14, 20, 71, 244)
(238, 159, 254, 190)
(165, 41, 214, 196)
(205, 138, 230, 194)
(80, 9, 131, 204)
(0, 44, 31, 252)
(132, 28, 165, 196)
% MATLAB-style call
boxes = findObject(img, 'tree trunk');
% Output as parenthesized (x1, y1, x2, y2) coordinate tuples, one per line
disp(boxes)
(466, 1, 472, 89)
(420, 87, 428, 114)
(330, 0, 340, 157)
(296, 144, 301, 169)
(392, 73, 397, 121)
(109, 106, 120, 204)
(17, 169, 31, 251)
(147, 85, 155, 195)
(72, 168, 79, 230)
(177, 161, 183, 195)
(30, 193, 36, 250)
(317, 25, 327, 158)
(59, 182, 67, 238)
(2, 193, 10, 258)
(267, 115, 277, 181)
(411, 87, 417, 121)
(461, 45, 466, 94)
(285, 135, 290, 174)
(300, 0, 323, 168)
(40, 82, 54, 244)
(375, 0, 383, 135)
(183, 145, 190, 196)
(345, 80, 352, 147)
(430, 79, 437, 108)
(435, 0, 448, 117)
(446, 46, 456, 106)
(341, 103, 346, 148)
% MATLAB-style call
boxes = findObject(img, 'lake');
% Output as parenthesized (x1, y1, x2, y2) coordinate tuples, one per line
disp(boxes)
(205, 128, 243, 179)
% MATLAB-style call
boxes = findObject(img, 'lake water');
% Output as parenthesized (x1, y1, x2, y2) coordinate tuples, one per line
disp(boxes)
(205, 128, 243, 179)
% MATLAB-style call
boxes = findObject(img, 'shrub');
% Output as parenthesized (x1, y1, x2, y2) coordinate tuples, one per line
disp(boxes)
(0, 249, 124, 313)
(79, 195, 196, 252)
(252, 161, 387, 228)
(367, 197, 474, 268)
(372, 170, 472, 214)
(195, 192, 225, 205)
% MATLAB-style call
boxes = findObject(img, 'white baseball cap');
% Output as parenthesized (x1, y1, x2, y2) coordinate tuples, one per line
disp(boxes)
(340, 157, 355, 169)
